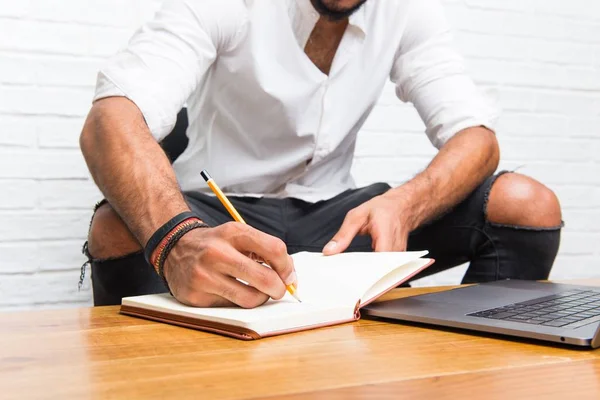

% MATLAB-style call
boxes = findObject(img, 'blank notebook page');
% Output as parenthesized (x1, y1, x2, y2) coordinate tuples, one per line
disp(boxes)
(291, 250, 429, 304)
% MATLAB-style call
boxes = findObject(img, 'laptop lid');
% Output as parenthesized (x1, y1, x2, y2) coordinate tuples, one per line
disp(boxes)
(363, 280, 600, 348)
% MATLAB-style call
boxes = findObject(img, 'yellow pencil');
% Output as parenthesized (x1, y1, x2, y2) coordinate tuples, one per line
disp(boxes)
(200, 170, 302, 303)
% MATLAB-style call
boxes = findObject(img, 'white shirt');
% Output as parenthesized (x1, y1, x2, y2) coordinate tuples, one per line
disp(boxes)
(94, 0, 498, 202)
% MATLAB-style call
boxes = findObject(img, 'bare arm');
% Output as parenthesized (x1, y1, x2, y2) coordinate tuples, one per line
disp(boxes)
(324, 127, 499, 253)
(388, 126, 499, 230)
(80, 96, 190, 246)
(81, 97, 296, 307)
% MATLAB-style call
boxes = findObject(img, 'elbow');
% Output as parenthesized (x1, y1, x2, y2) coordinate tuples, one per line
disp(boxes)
(79, 103, 101, 160)
(485, 129, 500, 176)
(80, 99, 115, 163)
(79, 104, 100, 161)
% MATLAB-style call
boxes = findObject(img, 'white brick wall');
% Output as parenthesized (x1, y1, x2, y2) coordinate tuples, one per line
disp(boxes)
(0, 0, 598, 310)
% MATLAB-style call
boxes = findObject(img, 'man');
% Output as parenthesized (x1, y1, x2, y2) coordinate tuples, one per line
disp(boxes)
(80, 0, 563, 308)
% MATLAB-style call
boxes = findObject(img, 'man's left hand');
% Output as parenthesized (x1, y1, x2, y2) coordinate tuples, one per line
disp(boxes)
(322, 191, 416, 255)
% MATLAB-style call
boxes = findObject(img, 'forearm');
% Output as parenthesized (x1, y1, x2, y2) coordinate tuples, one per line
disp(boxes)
(80, 97, 190, 246)
(385, 127, 500, 230)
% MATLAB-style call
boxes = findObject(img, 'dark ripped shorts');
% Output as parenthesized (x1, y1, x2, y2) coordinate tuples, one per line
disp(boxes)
(83, 171, 562, 306)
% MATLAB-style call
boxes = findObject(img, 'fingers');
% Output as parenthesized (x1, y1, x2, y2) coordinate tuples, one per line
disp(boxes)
(371, 225, 393, 252)
(210, 275, 270, 309)
(323, 209, 366, 256)
(181, 276, 270, 309)
(219, 250, 287, 300)
(371, 220, 408, 252)
(225, 223, 297, 287)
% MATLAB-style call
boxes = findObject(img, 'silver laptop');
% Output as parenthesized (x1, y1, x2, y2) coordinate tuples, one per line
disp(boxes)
(363, 280, 600, 348)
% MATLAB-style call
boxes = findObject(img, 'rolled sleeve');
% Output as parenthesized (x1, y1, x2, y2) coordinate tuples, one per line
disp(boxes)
(93, 0, 247, 141)
(390, 0, 499, 149)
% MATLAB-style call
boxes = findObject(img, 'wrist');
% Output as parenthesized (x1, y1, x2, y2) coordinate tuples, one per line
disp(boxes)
(153, 220, 211, 292)
(150, 217, 203, 270)
(384, 180, 430, 231)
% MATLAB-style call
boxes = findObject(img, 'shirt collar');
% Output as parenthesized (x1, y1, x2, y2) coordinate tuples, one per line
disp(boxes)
(348, 5, 367, 36)
(289, 0, 367, 48)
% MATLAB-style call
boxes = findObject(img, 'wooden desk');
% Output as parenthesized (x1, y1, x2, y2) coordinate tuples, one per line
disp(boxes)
(2, 281, 600, 400)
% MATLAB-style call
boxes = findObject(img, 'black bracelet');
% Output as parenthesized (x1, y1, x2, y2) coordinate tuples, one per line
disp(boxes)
(144, 211, 198, 265)
(156, 221, 210, 293)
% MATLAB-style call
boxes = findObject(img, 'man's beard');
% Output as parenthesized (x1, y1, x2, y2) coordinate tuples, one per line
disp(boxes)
(310, 0, 368, 21)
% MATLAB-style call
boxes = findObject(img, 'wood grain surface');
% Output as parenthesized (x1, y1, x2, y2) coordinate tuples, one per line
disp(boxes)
(2, 282, 599, 399)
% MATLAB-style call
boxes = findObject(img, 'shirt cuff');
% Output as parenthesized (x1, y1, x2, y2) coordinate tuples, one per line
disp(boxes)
(429, 116, 498, 149)
(92, 71, 176, 141)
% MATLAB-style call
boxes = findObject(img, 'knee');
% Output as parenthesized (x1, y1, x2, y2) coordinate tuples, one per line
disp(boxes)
(88, 203, 141, 259)
(486, 173, 562, 228)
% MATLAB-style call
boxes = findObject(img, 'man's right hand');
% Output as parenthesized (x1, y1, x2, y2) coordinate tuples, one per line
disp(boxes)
(162, 222, 297, 308)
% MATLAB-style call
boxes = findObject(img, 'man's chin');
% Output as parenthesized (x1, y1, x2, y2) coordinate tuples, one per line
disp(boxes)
(310, 0, 367, 21)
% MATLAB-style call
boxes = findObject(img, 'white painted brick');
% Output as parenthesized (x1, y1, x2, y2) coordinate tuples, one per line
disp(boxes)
(0, 240, 88, 274)
(0, 116, 37, 147)
(535, 0, 600, 22)
(446, 7, 566, 39)
(565, 21, 600, 44)
(568, 117, 600, 138)
(29, 0, 144, 28)
(498, 137, 597, 162)
(38, 240, 89, 271)
(496, 88, 536, 111)
(531, 40, 596, 66)
(351, 157, 430, 186)
(554, 186, 600, 210)
(508, 63, 594, 90)
(362, 106, 426, 132)
(355, 132, 437, 158)
(0, 150, 89, 179)
(0, 54, 101, 87)
(0, 0, 32, 17)
(496, 113, 568, 137)
(0, 271, 91, 307)
(37, 117, 86, 148)
(464, 0, 533, 13)
(0, 210, 91, 241)
(0, 19, 132, 57)
(504, 163, 600, 186)
(0, 243, 39, 274)
(0, 55, 36, 85)
(0, 180, 38, 210)
(473, 61, 600, 91)
(38, 180, 103, 209)
(563, 210, 600, 232)
(550, 256, 600, 280)
(558, 233, 600, 256)
(455, 32, 531, 61)
(467, 59, 515, 85)
(0, 86, 92, 116)
(535, 92, 599, 116)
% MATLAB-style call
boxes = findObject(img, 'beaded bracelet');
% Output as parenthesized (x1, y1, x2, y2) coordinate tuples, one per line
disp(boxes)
(144, 211, 198, 266)
(155, 220, 210, 291)
(150, 217, 203, 271)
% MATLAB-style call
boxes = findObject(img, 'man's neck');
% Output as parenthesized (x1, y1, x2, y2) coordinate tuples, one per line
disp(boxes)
(304, 17, 349, 75)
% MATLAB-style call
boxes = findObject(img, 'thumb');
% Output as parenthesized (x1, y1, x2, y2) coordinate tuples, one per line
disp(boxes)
(323, 211, 365, 256)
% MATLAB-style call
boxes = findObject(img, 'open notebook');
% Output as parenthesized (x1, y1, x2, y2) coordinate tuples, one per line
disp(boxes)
(120, 251, 433, 340)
